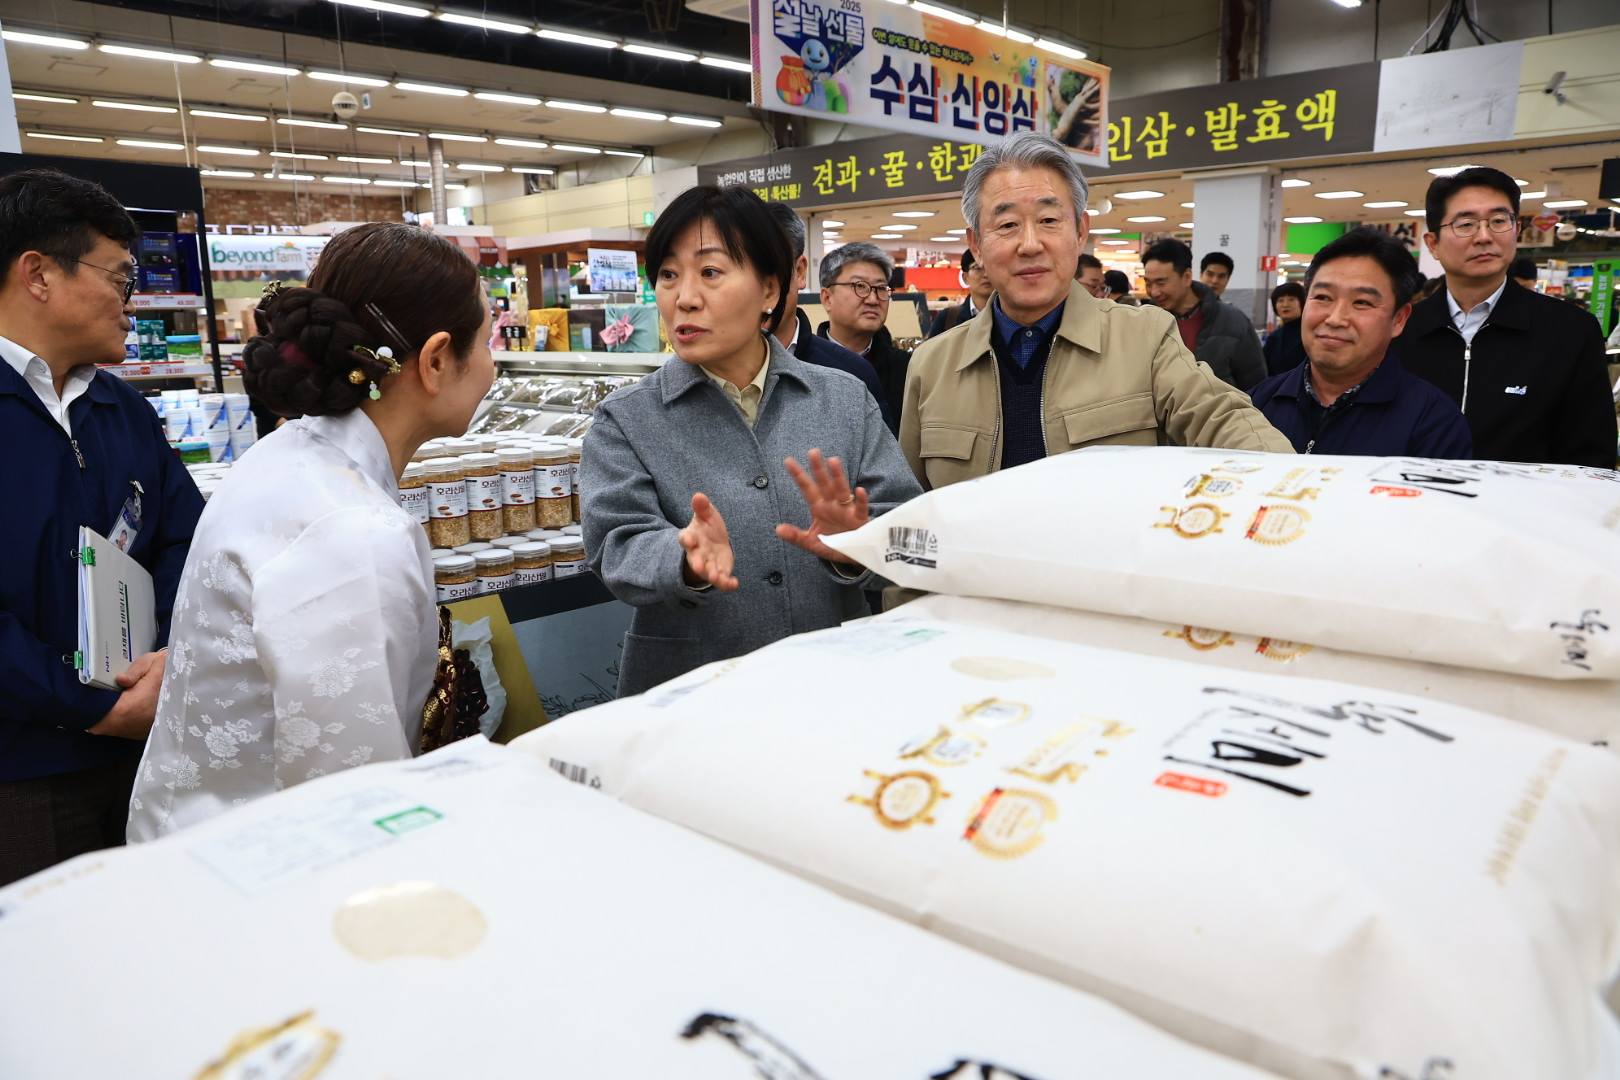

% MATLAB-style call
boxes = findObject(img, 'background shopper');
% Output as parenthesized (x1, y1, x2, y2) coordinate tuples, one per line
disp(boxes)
(927, 248, 995, 338)
(1263, 280, 1308, 377)
(817, 241, 911, 424)
(1143, 238, 1267, 391)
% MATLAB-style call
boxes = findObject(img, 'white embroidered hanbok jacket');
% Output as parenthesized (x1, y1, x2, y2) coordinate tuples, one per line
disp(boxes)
(127, 409, 436, 841)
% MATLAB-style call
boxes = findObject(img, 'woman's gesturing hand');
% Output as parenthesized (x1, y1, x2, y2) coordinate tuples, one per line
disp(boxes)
(679, 492, 740, 591)
(775, 449, 869, 566)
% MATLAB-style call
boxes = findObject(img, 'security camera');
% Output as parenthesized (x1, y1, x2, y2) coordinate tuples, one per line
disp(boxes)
(331, 91, 360, 120)
(1544, 71, 1567, 106)
(1556, 221, 1577, 241)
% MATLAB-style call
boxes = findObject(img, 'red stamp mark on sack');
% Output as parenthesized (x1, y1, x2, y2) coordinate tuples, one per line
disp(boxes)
(1155, 772, 1227, 798)
(1369, 485, 1422, 498)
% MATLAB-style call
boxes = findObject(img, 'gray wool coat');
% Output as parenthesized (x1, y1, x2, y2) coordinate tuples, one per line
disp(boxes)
(581, 336, 923, 697)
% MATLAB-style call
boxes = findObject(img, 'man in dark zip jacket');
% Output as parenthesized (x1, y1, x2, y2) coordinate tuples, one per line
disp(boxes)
(0, 170, 203, 885)
(1401, 166, 1615, 467)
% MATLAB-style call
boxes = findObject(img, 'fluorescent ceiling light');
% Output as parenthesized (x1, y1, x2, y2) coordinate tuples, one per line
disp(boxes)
(197, 145, 260, 157)
(437, 11, 530, 33)
(1005, 27, 1035, 43)
(893, 210, 935, 218)
(977, 20, 1007, 36)
(624, 43, 697, 61)
(356, 125, 421, 137)
(14, 92, 78, 104)
(210, 58, 299, 76)
(372, 179, 420, 187)
(2, 29, 88, 49)
(1329, 0, 1365, 8)
(445, 182, 467, 189)
(700, 56, 752, 73)
(1314, 190, 1364, 199)
(551, 143, 602, 154)
(1403, 209, 1428, 217)
(98, 43, 201, 64)
(191, 108, 266, 122)
(536, 27, 618, 49)
(395, 158, 431, 167)
(270, 151, 330, 160)
(1426, 163, 1482, 177)
(307, 71, 389, 87)
(1543, 199, 1588, 209)
(199, 168, 255, 178)
(603, 149, 644, 158)
(911, 3, 978, 26)
(25, 132, 103, 143)
(886, 224, 918, 231)
(457, 162, 504, 172)
(1099, 239, 1133, 245)
(820, 220, 845, 228)
(321, 176, 371, 185)
(496, 137, 549, 149)
(929, 235, 959, 242)
(1035, 37, 1087, 59)
(1178, 222, 1195, 229)
(511, 166, 555, 175)
(945, 227, 966, 235)
(396, 81, 468, 97)
(669, 115, 722, 127)
(429, 131, 488, 143)
(338, 155, 393, 164)
(1125, 215, 1165, 223)
(1283, 215, 1323, 223)
(1520, 190, 1547, 200)
(116, 138, 186, 150)
(327, 0, 431, 15)
(1514, 178, 1529, 186)
(1090, 227, 1122, 234)
(1114, 189, 1163, 200)
(94, 100, 177, 114)
(611, 107, 668, 121)
(1280, 178, 1311, 188)
(871, 233, 902, 239)
(546, 99, 607, 113)
(475, 91, 543, 106)
(278, 117, 348, 130)
(1363, 200, 1408, 208)
(264, 172, 316, 181)
(1180, 201, 1195, 209)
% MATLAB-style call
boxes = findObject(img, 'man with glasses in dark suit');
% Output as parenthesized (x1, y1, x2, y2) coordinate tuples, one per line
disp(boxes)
(818, 242, 910, 427)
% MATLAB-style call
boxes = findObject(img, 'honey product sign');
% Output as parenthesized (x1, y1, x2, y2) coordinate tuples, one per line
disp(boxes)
(516, 620, 1620, 1080)
(826, 448, 1620, 681)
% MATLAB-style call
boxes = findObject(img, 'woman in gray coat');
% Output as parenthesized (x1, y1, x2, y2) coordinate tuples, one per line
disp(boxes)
(581, 186, 923, 696)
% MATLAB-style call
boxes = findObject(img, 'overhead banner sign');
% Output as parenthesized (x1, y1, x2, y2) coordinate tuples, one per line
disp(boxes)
(1094, 62, 1380, 174)
(206, 234, 328, 275)
(750, 0, 1111, 167)
(697, 132, 987, 209)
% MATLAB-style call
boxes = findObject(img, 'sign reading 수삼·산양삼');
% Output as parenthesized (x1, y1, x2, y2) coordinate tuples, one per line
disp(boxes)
(750, 0, 1111, 167)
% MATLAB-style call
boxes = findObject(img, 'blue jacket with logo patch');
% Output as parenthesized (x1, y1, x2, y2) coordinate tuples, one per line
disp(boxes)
(1250, 353, 1474, 459)
(0, 362, 202, 781)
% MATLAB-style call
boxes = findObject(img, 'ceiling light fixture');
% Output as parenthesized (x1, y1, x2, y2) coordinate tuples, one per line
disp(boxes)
(699, 56, 752, 73)
(546, 99, 608, 113)
(1114, 189, 1163, 200)
(98, 43, 201, 64)
(278, 117, 348, 130)
(511, 166, 556, 175)
(945, 227, 966, 235)
(474, 91, 543, 106)
(1099, 239, 1133, 245)
(264, 172, 316, 181)
(326, 0, 431, 16)
(669, 115, 722, 127)
(1090, 227, 1122, 234)
(395, 158, 430, 167)
(1126, 215, 1165, 223)
(536, 27, 619, 49)
(372, 179, 420, 187)
(929, 236, 959, 241)
(1363, 200, 1408, 208)
(1519, 190, 1547, 200)
(893, 210, 935, 218)
(603, 149, 645, 158)
(199, 168, 255, 178)
(551, 143, 602, 154)
(1178, 222, 1195, 229)
(911, 2, 978, 26)
(307, 70, 390, 87)
(495, 137, 549, 149)
(429, 131, 488, 143)
(1035, 37, 1087, 59)
(321, 176, 372, 185)
(1180, 201, 1195, 209)
(116, 138, 186, 150)
(395, 81, 468, 97)
(611, 107, 669, 121)
(1283, 215, 1323, 223)
(270, 151, 330, 160)
(1004, 27, 1035, 43)
(13, 92, 77, 104)
(457, 162, 505, 172)
(1314, 190, 1364, 199)
(886, 224, 918, 231)
(1426, 164, 1482, 177)
(191, 108, 266, 122)
(2, 29, 88, 49)
(356, 125, 422, 137)
(871, 233, 903, 239)
(25, 132, 102, 143)
(1280, 178, 1311, 188)
(624, 43, 697, 61)
(196, 145, 260, 156)
(209, 58, 299, 76)
(444, 182, 467, 189)
(1403, 209, 1428, 217)
(338, 155, 393, 164)
(1543, 199, 1588, 209)
(94, 100, 177, 114)
(1514, 178, 1530, 187)
(822, 219, 845, 227)
(437, 11, 530, 33)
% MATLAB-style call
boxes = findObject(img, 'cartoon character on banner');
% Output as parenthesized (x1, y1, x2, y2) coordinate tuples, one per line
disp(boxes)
(773, 4, 860, 114)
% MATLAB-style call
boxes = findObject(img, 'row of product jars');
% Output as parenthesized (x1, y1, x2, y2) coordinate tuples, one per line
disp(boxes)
(399, 434, 584, 551)
(430, 527, 588, 602)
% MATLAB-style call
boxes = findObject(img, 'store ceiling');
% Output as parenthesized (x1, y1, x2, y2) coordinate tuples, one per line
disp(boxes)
(818, 141, 1620, 264)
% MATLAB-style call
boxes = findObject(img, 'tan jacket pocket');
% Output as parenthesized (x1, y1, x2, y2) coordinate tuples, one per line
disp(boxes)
(1060, 393, 1157, 448)
(918, 425, 984, 489)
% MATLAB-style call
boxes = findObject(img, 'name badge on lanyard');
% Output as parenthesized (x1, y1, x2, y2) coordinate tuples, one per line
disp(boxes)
(108, 480, 143, 553)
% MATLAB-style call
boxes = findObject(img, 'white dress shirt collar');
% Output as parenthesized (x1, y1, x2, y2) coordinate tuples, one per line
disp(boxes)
(1445, 277, 1508, 347)
(0, 333, 97, 436)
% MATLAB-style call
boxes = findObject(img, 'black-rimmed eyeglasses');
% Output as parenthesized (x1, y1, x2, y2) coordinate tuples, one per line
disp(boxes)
(68, 258, 138, 303)
(1439, 213, 1516, 239)
(828, 280, 893, 301)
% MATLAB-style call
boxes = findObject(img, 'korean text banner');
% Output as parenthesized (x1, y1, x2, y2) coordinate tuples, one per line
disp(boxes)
(751, 0, 1111, 167)
(696, 132, 988, 209)
(1098, 62, 1380, 174)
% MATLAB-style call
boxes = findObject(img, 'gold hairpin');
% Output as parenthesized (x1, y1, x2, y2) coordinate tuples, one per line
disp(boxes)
(260, 280, 286, 303)
(351, 345, 401, 400)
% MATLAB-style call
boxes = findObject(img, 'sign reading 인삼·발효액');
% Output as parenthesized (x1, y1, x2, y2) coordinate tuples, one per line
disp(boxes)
(750, 0, 1111, 168)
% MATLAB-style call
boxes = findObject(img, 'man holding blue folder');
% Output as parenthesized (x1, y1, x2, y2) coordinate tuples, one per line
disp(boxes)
(0, 170, 201, 886)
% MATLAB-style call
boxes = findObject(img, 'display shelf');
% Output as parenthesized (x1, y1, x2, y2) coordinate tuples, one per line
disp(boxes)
(495, 350, 664, 377)
(131, 293, 208, 311)
(100, 361, 214, 381)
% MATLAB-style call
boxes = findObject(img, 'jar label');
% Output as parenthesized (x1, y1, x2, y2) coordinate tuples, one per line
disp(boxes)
(427, 479, 468, 519)
(542, 463, 573, 499)
(472, 474, 504, 513)
(502, 469, 534, 505)
(477, 572, 515, 594)
(399, 486, 430, 524)
(514, 566, 554, 586)
(436, 580, 479, 602)
(553, 557, 586, 579)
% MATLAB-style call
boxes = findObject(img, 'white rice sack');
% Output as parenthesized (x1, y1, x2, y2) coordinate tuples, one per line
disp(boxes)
(0, 739, 1265, 1080)
(878, 593, 1620, 753)
(826, 448, 1620, 680)
(515, 622, 1620, 1080)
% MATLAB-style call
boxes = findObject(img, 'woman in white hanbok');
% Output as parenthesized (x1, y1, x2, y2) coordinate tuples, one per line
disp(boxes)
(127, 223, 493, 840)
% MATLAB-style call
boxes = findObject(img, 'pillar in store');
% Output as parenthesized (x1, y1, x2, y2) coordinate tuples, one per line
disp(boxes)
(1189, 168, 1281, 326)
(428, 138, 448, 224)
(805, 210, 826, 291)
(0, 21, 18, 152)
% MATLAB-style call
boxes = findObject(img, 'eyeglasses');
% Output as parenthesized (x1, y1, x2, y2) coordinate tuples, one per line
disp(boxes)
(68, 258, 138, 302)
(829, 280, 892, 301)
(1439, 213, 1516, 239)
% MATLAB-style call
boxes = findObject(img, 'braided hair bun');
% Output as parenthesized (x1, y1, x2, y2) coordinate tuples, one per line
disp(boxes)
(242, 286, 397, 418)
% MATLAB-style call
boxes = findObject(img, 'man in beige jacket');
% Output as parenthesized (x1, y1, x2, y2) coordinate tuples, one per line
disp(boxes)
(901, 132, 1291, 490)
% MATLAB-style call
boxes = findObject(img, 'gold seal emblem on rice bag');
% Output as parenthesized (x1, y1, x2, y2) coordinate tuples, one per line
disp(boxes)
(1256, 637, 1314, 662)
(957, 697, 1031, 728)
(898, 725, 987, 767)
(1164, 626, 1235, 651)
(1182, 473, 1244, 499)
(1210, 458, 1266, 475)
(962, 787, 1059, 859)
(1154, 502, 1227, 538)
(1007, 718, 1134, 784)
(1245, 504, 1311, 546)
(847, 769, 951, 830)
(193, 1011, 339, 1080)
(1265, 466, 1337, 501)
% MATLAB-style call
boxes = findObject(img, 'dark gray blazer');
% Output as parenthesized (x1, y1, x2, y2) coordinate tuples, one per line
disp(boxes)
(581, 336, 923, 697)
